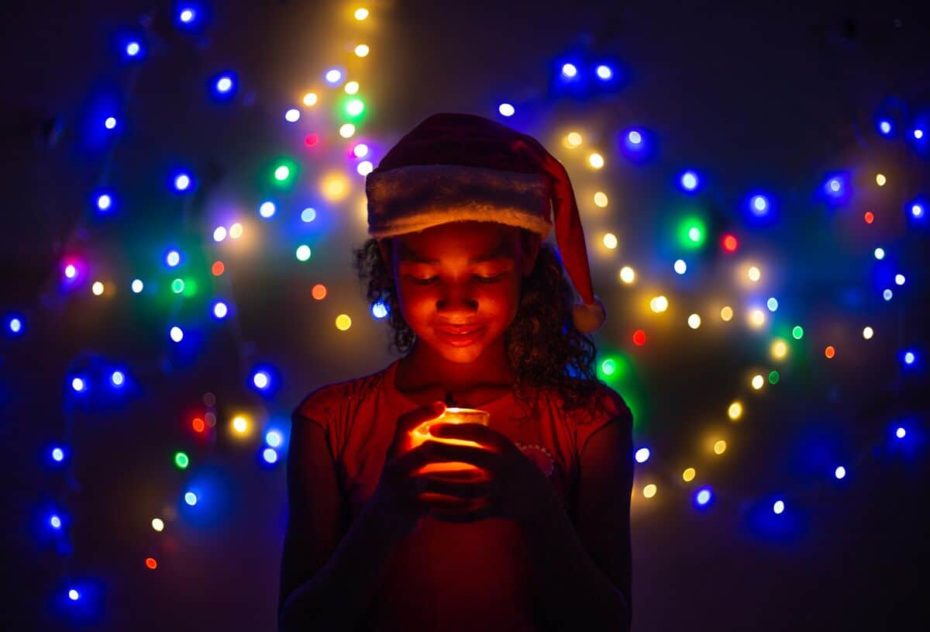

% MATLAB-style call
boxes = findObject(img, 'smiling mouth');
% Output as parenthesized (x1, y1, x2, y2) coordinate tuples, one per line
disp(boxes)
(435, 326, 485, 346)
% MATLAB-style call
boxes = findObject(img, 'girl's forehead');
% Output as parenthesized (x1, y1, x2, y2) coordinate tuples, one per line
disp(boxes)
(396, 222, 521, 262)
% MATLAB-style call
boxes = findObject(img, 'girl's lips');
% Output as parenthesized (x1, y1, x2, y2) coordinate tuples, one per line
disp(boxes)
(435, 326, 485, 346)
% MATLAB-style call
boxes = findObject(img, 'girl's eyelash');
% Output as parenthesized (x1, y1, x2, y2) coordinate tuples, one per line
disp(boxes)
(408, 274, 505, 285)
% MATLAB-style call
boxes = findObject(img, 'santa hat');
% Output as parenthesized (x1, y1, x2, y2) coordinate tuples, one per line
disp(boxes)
(365, 112, 606, 334)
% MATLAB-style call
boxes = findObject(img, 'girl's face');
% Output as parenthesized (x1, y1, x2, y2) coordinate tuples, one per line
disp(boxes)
(380, 221, 540, 364)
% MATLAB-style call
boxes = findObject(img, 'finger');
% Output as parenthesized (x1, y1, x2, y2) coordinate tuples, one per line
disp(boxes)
(389, 401, 446, 452)
(417, 476, 492, 499)
(417, 441, 498, 470)
(430, 422, 501, 447)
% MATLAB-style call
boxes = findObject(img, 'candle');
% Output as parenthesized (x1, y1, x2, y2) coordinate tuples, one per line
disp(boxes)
(409, 407, 490, 480)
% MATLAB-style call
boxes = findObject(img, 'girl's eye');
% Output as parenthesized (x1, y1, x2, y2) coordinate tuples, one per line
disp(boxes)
(475, 274, 505, 283)
(406, 274, 505, 285)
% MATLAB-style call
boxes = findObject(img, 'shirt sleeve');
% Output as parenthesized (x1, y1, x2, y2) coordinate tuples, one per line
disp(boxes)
(573, 384, 634, 459)
(292, 383, 347, 463)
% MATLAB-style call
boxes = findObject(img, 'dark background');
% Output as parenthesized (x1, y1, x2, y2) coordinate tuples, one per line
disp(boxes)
(2, 0, 929, 630)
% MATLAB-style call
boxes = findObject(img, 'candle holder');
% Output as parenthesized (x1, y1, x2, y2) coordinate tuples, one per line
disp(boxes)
(409, 407, 490, 481)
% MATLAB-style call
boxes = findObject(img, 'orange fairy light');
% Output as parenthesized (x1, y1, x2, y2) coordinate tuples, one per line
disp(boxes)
(311, 284, 328, 300)
(864, 211, 875, 224)
(824, 345, 836, 359)
(145, 557, 158, 570)
(192, 417, 205, 433)
(211, 261, 225, 276)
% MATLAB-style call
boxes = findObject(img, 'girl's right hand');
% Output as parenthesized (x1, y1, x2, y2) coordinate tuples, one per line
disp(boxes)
(367, 401, 491, 534)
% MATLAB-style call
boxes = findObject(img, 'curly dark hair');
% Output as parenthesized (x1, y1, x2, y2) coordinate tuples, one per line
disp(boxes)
(352, 230, 602, 412)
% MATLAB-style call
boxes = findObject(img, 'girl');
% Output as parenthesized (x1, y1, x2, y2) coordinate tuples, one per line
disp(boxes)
(278, 113, 634, 631)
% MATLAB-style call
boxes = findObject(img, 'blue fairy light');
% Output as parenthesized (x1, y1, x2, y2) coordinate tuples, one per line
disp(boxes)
(259, 201, 276, 218)
(595, 64, 613, 80)
(371, 300, 389, 319)
(877, 119, 892, 136)
(834, 466, 846, 480)
(173, 171, 192, 192)
(211, 71, 237, 101)
(51, 445, 67, 464)
(695, 487, 714, 508)
(7, 314, 25, 336)
(560, 62, 578, 79)
(679, 170, 700, 192)
(95, 192, 114, 212)
(634, 447, 650, 463)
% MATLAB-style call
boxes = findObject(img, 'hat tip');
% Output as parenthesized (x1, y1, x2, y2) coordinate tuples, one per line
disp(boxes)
(572, 296, 606, 334)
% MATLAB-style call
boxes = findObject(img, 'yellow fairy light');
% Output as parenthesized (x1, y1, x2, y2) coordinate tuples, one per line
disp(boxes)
(619, 266, 636, 284)
(151, 518, 165, 532)
(643, 484, 657, 498)
(720, 305, 734, 321)
(728, 401, 743, 421)
(751, 374, 765, 390)
(335, 314, 352, 331)
(302, 92, 318, 107)
(602, 232, 618, 249)
(682, 468, 696, 482)
(748, 308, 766, 328)
(563, 131, 583, 148)
(231, 415, 251, 436)
(875, 173, 886, 186)
(229, 222, 244, 239)
(687, 314, 701, 329)
(862, 326, 874, 340)
(713, 440, 727, 455)
(345, 81, 360, 95)
(649, 295, 669, 313)
(92, 281, 105, 296)
(354, 7, 369, 20)
(320, 171, 350, 202)
(747, 265, 762, 282)
(593, 191, 609, 208)
(587, 152, 604, 169)
(354, 44, 370, 57)
(770, 338, 788, 360)
(339, 123, 356, 138)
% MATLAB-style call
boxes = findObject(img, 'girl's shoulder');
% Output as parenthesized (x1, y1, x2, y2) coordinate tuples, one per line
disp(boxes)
(543, 380, 633, 427)
(292, 363, 393, 424)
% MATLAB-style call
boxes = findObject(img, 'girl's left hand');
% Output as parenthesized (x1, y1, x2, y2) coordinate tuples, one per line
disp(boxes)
(420, 422, 557, 525)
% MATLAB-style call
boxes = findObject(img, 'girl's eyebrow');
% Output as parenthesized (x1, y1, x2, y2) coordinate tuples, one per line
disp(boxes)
(399, 243, 510, 264)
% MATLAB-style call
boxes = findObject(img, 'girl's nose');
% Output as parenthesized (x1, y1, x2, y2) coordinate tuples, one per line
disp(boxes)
(436, 286, 478, 312)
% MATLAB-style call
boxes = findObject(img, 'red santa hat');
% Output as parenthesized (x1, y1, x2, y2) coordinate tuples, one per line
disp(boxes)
(365, 112, 606, 334)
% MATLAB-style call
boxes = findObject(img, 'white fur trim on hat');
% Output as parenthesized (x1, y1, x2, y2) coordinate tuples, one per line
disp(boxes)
(366, 164, 552, 239)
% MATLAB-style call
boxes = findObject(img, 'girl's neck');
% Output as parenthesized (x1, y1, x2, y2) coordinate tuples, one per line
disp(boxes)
(396, 337, 515, 392)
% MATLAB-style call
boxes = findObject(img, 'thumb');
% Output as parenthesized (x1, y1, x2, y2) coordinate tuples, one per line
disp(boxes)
(389, 401, 446, 454)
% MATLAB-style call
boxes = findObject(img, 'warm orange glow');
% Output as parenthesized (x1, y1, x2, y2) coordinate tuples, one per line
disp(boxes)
(408, 408, 490, 480)
(311, 284, 328, 300)
(824, 345, 836, 359)
(192, 417, 205, 433)
(145, 557, 158, 570)
(211, 261, 225, 276)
